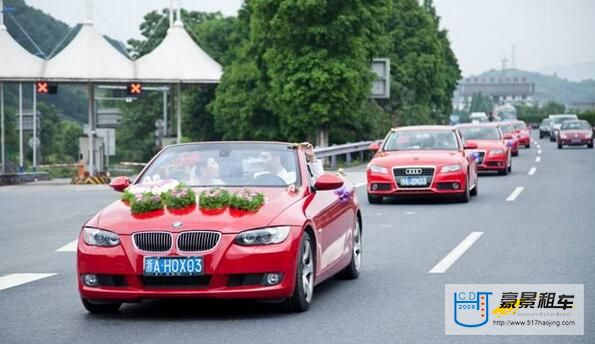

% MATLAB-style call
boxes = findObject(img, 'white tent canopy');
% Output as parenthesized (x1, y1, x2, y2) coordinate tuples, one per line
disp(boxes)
(0, 25, 44, 81)
(134, 20, 222, 83)
(42, 23, 134, 82)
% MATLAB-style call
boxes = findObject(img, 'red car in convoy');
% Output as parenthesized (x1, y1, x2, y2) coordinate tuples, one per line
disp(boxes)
(497, 122, 520, 156)
(557, 120, 594, 149)
(366, 126, 478, 203)
(511, 120, 531, 148)
(77, 142, 361, 313)
(456, 123, 512, 175)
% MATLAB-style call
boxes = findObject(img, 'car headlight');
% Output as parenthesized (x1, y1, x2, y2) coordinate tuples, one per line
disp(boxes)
(488, 149, 504, 156)
(441, 164, 462, 173)
(83, 227, 120, 247)
(368, 164, 389, 175)
(234, 226, 291, 246)
(560, 134, 567, 139)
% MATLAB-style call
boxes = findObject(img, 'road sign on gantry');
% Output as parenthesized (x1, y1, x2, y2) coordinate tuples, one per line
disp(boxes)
(127, 82, 142, 96)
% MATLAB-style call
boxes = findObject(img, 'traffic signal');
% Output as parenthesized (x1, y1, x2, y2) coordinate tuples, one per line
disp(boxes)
(36, 81, 58, 94)
(127, 82, 142, 95)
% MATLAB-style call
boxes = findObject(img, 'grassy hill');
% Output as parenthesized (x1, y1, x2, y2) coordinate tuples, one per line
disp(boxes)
(473, 69, 595, 105)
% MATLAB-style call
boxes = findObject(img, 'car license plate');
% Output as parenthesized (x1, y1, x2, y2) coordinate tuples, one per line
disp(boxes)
(400, 176, 427, 186)
(571, 139, 581, 144)
(143, 256, 203, 276)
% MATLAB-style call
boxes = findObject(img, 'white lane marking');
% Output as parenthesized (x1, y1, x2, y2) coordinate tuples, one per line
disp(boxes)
(376, 212, 383, 216)
(405, 211, 417, 215)
(56, 239, 78, 252)
(355, 182, 366, 188)
(536, 145, 541, 149)
(0, 273, 57, 291)
(429, 232, 483, 274)
(506, 186, 525, 202)
(538, 150, 542, 154)
(536, 156, 541, 163)
(528, 167, 537, 176)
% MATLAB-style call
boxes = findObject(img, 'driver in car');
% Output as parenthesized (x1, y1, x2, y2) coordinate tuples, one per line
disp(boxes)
(255, 151, 296, 184)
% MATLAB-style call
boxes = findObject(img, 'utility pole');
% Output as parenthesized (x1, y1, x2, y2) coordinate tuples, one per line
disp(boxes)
(32, 83, 37, 170)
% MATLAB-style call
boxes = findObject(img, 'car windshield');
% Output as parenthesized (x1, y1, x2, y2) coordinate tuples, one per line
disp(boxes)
(459, 127, 501, 141)
(499, 125, 513, 134)
(137, 143, 300, 187)
(512, 122, 526, 130)
(552, 116, 577, 124)
(541, 119, 552, 125)
(384, 130, 459, 151)
(561, 121, 591, 130)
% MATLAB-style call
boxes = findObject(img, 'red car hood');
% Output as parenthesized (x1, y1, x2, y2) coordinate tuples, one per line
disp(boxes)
(373, 150, 466, 166)
(90, 187, 304, 235)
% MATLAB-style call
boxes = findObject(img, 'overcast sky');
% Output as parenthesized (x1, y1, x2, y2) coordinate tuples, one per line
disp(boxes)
(24, 0, 595, 77)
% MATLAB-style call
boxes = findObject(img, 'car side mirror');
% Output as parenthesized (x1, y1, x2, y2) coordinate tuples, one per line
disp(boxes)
(463, 141, 478, 150)
(503, 133, 513, 140)
(368, 142, 380, 152)
(110, 176, 130, 192)
(314, 173, 344, 191)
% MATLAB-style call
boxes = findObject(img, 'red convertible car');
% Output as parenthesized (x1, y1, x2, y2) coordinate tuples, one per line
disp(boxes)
(497, 122, 520, 156)
(366, 126, 478, 203)
(77, 142, 361, 313)
(456, 123, 512, 175)
(511, 120, 531, 148)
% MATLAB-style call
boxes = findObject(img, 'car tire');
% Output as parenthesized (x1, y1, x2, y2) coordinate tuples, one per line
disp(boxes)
(285, 232, 314, 313)
(550, 136, 555, 142)
(336, 220, 362, 280)
(539, 133, 544, 139)
(498, 167, 508, 175)
(367, 193, 383, 204)
(81, 298, 121, 314)
(508, 160, 512, 173)
(459, 177, 470, 203)
(470, 177, 478, 196)
(558, 143, 563, 149)
(525, 143, 530, 148)
(588, 141, 593, 149)
(512, 151, 518, 157)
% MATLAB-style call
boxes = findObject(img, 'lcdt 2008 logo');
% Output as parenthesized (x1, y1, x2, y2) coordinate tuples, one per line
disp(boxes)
(453, 291, 492, 327)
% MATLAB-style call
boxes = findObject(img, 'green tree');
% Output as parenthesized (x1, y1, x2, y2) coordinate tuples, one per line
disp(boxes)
(469, 93, 493, 113)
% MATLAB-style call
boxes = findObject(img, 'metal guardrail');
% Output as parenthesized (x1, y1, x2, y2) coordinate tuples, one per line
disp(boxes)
(314, 141, 374, 169)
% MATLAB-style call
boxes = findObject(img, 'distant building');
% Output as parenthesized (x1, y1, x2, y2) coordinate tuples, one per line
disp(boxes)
(453, 73, 536, 111)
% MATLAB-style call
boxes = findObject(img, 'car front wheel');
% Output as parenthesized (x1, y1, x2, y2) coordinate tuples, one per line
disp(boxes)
(286, 232, 315, 312)
(81, 298, 121, 314)
(367, 193, 383, 204)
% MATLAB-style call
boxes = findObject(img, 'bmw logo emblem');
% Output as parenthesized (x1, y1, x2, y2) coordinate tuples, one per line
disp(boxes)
(172, 221, 183, 228)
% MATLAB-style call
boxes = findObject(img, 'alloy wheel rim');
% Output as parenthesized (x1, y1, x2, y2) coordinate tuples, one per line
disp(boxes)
(301, 240, 314, 303)
(353, 222, 362, 271)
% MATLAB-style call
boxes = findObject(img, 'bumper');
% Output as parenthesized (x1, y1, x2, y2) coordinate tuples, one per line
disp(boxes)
(77, 228, 301, 302)
(559, 139, 593, 146)
(517, 136, 530, 146)
(478, 155, 507, 171)
(367, 170, 468, 196)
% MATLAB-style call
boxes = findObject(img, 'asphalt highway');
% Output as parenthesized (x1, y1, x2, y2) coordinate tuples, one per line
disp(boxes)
(0, 133, 593, 344)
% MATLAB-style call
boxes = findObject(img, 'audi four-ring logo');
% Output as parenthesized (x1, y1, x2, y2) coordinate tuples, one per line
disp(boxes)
(405, 168, 423, 175)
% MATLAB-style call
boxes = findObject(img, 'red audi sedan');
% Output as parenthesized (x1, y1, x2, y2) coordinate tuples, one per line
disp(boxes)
(511, 120, 531, 148)
(497, 122, 520, 156)
(77, 142, 361, 313)
(557, 120, 594, 149)
(366, 126, 478, 203)
(456, 123, 512, 175)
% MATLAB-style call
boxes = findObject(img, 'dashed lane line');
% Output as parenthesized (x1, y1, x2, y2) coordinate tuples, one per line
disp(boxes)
(528, 167, 537, 176)
(428, 232, 483, 274)
(536, 156, 541, 163)
(506, 186, 525, 202)
(0, 273, 57, 291)
(56, 239, 78, 252)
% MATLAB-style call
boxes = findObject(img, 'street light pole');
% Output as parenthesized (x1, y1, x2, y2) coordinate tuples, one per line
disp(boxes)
(0, 82, 4, 174)
(32, 83, 37, 170)
(18, 82, 23, 171)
